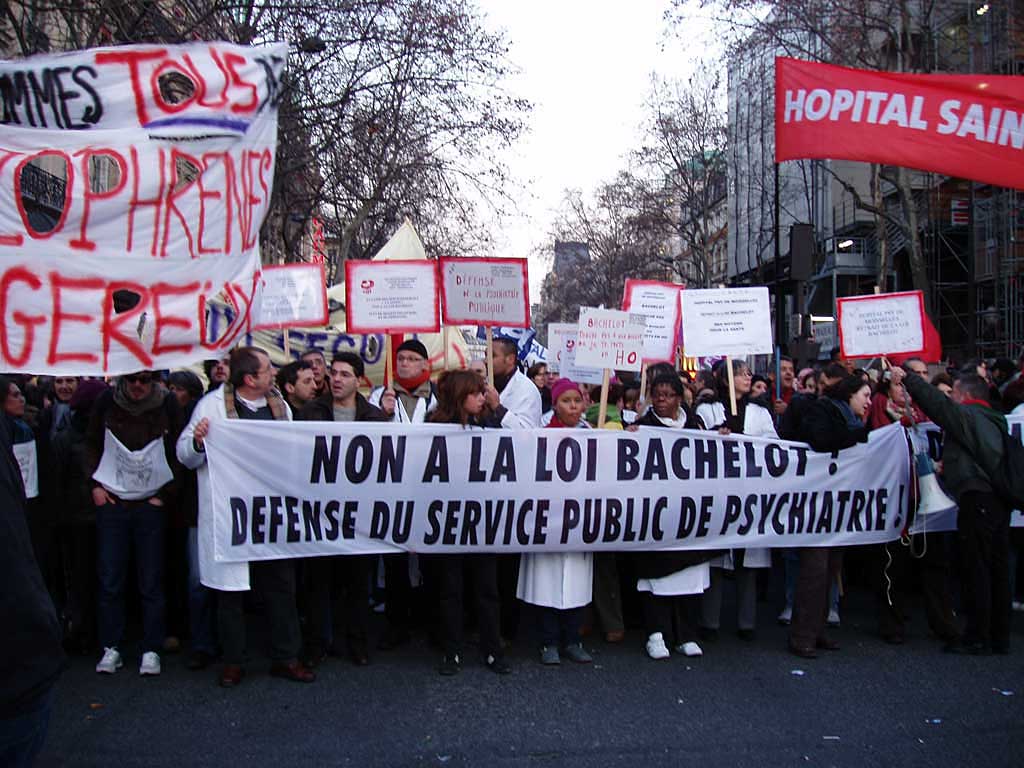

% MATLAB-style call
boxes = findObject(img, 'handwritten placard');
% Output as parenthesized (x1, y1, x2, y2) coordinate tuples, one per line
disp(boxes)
(547, 323, 604, 384)
(679, 287, 773, 357)
(345, 260, 440, 334)
(439, 257, 530, 328)
(622, 279, 683, 363)
(837, 290, 925, 358)
(574, 308, 646, 372)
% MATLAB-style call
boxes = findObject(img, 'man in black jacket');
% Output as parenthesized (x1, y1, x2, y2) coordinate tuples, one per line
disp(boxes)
(299, 352, 390, 666)
(0, 411, 65, 767)
(897, 367, 1012, 654)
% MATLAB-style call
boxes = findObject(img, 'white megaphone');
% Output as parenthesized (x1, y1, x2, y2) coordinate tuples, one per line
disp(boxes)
(914, 452, 957, 516)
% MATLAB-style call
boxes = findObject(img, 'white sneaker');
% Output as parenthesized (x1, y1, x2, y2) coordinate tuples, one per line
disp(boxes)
(96, 647, 122, 674)
(645, 632, 670, 660)
(139, 652, 161, 676)
(675, 641, 703, 657)
(827, 609, 841, 627)
(777, 606, 792, 625)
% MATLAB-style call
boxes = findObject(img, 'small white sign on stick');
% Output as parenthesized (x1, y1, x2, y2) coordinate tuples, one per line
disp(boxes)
(837, 290, 925, 358)
(679, 287, 773, 357)
(547, 323, 603, 385)
(621, 279, 682, 363)
(252, 264, 328, 330)
(345, 260, 440, 334)
(574, 308, 645, 372)
(439, 257, 530, 328)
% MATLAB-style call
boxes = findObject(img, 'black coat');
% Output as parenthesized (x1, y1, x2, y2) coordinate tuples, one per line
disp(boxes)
(298, 392, 389, 423)
(798, 398, 870, 452)
(0, 415, 65, 717)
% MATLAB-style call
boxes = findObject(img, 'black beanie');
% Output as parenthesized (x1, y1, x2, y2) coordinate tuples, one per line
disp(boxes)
(396, 339, 429, 359)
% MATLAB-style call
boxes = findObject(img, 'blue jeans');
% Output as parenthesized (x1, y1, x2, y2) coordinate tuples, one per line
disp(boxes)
(0, 687, 53, 768)
(187, 527, 217, 655)
(96, 501, 165, 653)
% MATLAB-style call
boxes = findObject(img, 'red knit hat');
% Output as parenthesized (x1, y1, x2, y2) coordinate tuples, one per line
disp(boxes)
(550, 378, 582, 404)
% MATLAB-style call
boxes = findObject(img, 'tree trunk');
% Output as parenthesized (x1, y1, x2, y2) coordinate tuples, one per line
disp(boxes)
(872, 164, 888, 290)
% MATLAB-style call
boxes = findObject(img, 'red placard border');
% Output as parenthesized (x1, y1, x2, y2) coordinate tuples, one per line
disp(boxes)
(251, 263, 329, 331)
(836, 289, 926, 359)
(621, 278, 683, 363)
(438, 256, 531, 329)
(344, 259, 441, 335)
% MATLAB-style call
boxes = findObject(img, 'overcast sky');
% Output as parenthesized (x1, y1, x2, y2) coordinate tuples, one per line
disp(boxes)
(478, 0, 718, 302)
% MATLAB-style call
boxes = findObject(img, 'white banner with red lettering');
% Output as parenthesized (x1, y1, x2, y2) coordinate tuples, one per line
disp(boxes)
(0, 42, 285, 374)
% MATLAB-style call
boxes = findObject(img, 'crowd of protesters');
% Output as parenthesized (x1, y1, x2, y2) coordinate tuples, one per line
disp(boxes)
(4, 342, 1023, 719)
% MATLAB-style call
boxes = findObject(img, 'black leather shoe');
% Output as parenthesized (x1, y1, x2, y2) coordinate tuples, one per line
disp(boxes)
(485, 654, 512, 674)
(187, 651, 214, 670)
(439, 654, 461, 676)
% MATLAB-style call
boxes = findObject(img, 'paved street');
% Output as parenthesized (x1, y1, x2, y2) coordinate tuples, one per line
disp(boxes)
(37, 590, 1023, 768)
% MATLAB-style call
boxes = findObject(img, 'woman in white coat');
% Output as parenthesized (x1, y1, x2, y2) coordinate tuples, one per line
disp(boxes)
(517, 379, 593, 666)
(694, 360, 778, 641)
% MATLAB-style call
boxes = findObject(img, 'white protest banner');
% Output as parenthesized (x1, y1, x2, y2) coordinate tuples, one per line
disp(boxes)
(547, 323, 603, 385)
(205, 421, 910, 561)
(252, 264, 328, 331)
(575, 308, 646, 372)
(837, 290, 926, 359)
(439, 257, 530, 328)
(679, 287, 774, 357)
(907, 417, 1024, 533)
(0, 42, 286, 374)
(344, 260, 440, 334)
(621, 279, 682, 363)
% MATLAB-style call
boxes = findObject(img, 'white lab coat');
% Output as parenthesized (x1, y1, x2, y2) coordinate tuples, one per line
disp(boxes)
(694, 399, 778, 570)
(517, 551, 593, 609)
(176, 387, 292, 591)
(497, 370, 543, 428)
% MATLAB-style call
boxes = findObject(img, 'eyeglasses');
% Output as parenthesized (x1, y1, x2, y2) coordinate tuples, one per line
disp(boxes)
(396, 354, 425, 364)
(124, 374, 153, 384)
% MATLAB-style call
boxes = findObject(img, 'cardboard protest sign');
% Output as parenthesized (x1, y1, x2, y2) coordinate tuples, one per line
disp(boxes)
(204, 419, 910, 561)
(344, 260, 440, 334)
(252, 264, 328, 331)
(0, 42, 286, 374)
(439, 257, 530, 327)
(574, 308, 645, 372)
(679, 287, 773, 357)
(547, 323, 603, 385)
(621, 279, 682, 363)
(837, 290, 925, 359)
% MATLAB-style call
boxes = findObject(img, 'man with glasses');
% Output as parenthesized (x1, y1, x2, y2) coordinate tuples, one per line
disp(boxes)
(178, 347, 315, 687)
(86, 370, 182, 678)
(368, 340, 431, 650)
(300, 349, 329, 398)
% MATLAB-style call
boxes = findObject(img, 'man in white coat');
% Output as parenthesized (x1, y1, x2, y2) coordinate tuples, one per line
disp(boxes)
(483, 337, 542, 429)
(479, 336, 542, 643)
(177, 346, 315, 687)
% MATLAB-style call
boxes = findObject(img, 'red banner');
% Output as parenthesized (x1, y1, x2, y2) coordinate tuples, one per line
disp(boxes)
(775, 57, 1024, 190)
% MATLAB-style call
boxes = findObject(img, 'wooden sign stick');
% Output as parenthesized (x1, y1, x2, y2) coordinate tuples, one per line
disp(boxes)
(598, 367, 611, 429)
(485, 325, 495, 388)
(384, 335, 393, 389)
(726, 356, 738, 417)
(638, 361, 649, 404)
